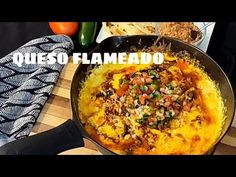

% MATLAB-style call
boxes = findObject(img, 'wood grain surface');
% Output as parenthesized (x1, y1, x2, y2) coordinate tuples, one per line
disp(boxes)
(29, 59, 236, 155)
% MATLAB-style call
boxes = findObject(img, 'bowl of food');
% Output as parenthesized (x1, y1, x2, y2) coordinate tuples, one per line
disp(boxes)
(157, 22, 206, 46)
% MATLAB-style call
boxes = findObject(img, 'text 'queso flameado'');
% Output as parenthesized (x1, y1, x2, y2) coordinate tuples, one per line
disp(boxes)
(12, 52, 164, 67)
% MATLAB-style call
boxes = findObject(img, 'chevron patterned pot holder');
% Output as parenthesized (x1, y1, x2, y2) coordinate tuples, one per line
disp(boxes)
(0, 35, 74, 147)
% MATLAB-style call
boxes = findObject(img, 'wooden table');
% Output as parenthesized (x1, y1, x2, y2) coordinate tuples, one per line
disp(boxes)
(30, 60, 236, 155)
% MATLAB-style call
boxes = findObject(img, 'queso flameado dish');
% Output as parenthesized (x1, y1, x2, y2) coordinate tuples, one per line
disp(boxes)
(78, 47, 225, 155)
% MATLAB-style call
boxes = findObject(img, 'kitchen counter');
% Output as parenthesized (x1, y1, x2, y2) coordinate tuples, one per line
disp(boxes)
(29, 59, 236, 155)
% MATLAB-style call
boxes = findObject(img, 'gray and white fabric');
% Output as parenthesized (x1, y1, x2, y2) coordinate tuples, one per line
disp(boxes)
(0, 35, 74, 146)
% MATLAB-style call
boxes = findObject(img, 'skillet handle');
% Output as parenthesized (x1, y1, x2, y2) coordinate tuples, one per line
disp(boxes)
(0, 119, 84, 155)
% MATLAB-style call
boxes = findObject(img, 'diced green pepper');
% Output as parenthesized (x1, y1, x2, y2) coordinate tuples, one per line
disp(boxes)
(136, 118, 145, 124)
(150, 91, 160, 99)
(136, 114, 149, 124)
(140, 85, 148, 92)
(148, 70, 159, 78)
(150, 83, 159, 90)
(143, 114, 149, 119)
(166, 84, 174, 90)
(119, 79, 124, 85)
(165, 110, 175, 119)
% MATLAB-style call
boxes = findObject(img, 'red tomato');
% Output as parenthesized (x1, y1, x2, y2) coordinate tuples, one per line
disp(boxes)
(49, 22, 79, 37)
(136, 88, 142, 94)
(132, 76, 145, 85)
(117, 84, 129, 97)
(140, 94, 150, 104)
(176, 59, 189, 70)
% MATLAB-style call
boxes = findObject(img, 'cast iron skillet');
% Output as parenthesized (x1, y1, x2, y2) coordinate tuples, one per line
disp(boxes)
(0, 35, 234, 155)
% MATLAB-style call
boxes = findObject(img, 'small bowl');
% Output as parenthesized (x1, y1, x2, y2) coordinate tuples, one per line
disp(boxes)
(191, 22, 206, 46)
(155, 22, 206, 47)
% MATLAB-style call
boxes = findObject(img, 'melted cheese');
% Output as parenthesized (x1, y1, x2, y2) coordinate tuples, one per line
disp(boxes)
(78, 57, 225, 155)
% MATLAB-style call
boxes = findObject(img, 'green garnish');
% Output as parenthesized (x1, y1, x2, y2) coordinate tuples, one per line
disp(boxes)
(119, 79, 124, 85)
(143, 114, 149, 119)
(134, 94, 140, 100)
(136, 118, 145, 124)
(165, 110, 175, 119)
(140, 85, 148, 92)
(166, 84, 174, 90)
(131, 84, 138, 90)
(148, 70, 159, 78)
(119, 78, 129, 85)
(150, 91, 160, 99)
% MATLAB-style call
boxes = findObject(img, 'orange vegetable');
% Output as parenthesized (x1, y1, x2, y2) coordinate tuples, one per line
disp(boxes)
(140, 95, 146, 104)
(49, 22, 79, 37)
(117, 84, 129, 97)
(176, 59, 189, 70)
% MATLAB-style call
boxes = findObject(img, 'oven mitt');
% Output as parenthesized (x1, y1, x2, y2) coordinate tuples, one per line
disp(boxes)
(0, 35, 74, 147)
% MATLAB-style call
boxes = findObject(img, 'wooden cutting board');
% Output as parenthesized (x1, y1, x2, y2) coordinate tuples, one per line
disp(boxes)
(29, 60, 236, 155)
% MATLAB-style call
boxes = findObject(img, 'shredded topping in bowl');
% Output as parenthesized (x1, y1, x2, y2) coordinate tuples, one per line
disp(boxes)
(159, 22, 202, 44)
